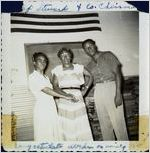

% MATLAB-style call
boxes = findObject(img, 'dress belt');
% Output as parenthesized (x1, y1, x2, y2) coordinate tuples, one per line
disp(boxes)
(61, 87, 80, 89)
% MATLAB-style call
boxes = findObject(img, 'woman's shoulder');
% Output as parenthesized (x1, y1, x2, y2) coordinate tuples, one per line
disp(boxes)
(73, 64, 84, 72)
(29, 71, 36, 78)
(51, 65, 62, 74)
(75, 63, 84, 67)
(73, 63, 84, 67)
(28, 71, 39, 83)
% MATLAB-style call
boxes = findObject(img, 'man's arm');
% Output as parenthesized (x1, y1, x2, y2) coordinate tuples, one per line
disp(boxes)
(82, 67, 93, 97)
(114, 65, 123, 107)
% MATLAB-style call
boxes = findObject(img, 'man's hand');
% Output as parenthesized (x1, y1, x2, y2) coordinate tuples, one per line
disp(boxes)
(115, 92, 123, 108)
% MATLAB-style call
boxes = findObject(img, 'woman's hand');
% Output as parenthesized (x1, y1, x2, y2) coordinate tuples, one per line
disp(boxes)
(65, 93, 79, 102)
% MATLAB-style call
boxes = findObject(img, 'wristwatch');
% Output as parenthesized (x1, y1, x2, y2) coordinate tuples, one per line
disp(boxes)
(84, 85, 89, 89)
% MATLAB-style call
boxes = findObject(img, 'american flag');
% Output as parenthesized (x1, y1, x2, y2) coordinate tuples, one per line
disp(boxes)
(11, 12, 101, 33)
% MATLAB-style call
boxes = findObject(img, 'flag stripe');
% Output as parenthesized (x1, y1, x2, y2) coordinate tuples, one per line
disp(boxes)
(11, 27, 101, 33)
(11, 13, 101, 33)
(11, 23, 100, 30)
(11, 20, 100, 26)
(11, 16, 100, 22)
(11, 13, 99, 18)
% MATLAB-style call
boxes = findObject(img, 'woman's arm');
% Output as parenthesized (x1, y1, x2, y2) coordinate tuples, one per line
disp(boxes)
(41, 87, 72, 100)
(52, 74, 69, 96)
(52, 74, 78, 102)
(82, 67, 93, 97)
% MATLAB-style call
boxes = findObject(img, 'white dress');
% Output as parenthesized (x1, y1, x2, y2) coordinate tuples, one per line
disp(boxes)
(29, 70, 61, 141)
(52, 64, 93, 141)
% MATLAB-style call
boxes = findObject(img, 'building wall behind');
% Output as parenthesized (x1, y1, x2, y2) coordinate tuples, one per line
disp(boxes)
(10, 11, 139, 85)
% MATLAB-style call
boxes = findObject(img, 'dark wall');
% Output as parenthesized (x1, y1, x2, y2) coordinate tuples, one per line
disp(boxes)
(25, 42, 91, 77)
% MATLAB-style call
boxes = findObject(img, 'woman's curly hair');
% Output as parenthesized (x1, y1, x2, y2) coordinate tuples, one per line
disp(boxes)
(57, 47, 74, 60)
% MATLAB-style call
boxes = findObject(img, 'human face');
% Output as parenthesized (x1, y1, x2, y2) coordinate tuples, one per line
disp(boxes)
(34, 55, 47, 72)
(83, 42, 97, 57)
(60, 51, 72, 65)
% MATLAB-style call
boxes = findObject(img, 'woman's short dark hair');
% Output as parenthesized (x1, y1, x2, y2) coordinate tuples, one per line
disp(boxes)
(82, 39, 96, 48)
(57, 47, 74, 59)
(32, 52, 49, 73)
(32, 52, 48, 63)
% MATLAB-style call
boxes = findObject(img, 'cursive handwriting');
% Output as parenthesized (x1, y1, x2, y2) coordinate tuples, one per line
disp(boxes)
(16, 142, 128, 152)
(23, 4, 33, 13)
(98, 2, 135, 9)
(104, 143, 127, 152)
(76, 3, 82, 11)
(27, 142, 63, 151)
(23, 1, 136, 13)
(36, 4, 68, 12)
(86, 3, 97, 10)
(68, 143, 94, 150)
(86, 2, 135, 10)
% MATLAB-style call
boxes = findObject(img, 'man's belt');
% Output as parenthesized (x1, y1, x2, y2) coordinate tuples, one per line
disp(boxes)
(96, 79, 115, 84)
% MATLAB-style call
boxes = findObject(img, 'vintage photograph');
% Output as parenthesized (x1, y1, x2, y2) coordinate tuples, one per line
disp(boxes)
(8, 11, 139, 142)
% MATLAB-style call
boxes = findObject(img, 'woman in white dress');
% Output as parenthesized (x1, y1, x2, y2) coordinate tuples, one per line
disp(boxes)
(52, 48, 93, 141)
(28, 52, 76, 141)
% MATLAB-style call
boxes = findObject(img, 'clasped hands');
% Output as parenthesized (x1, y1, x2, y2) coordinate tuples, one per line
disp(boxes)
(65, 93, 79, 103)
